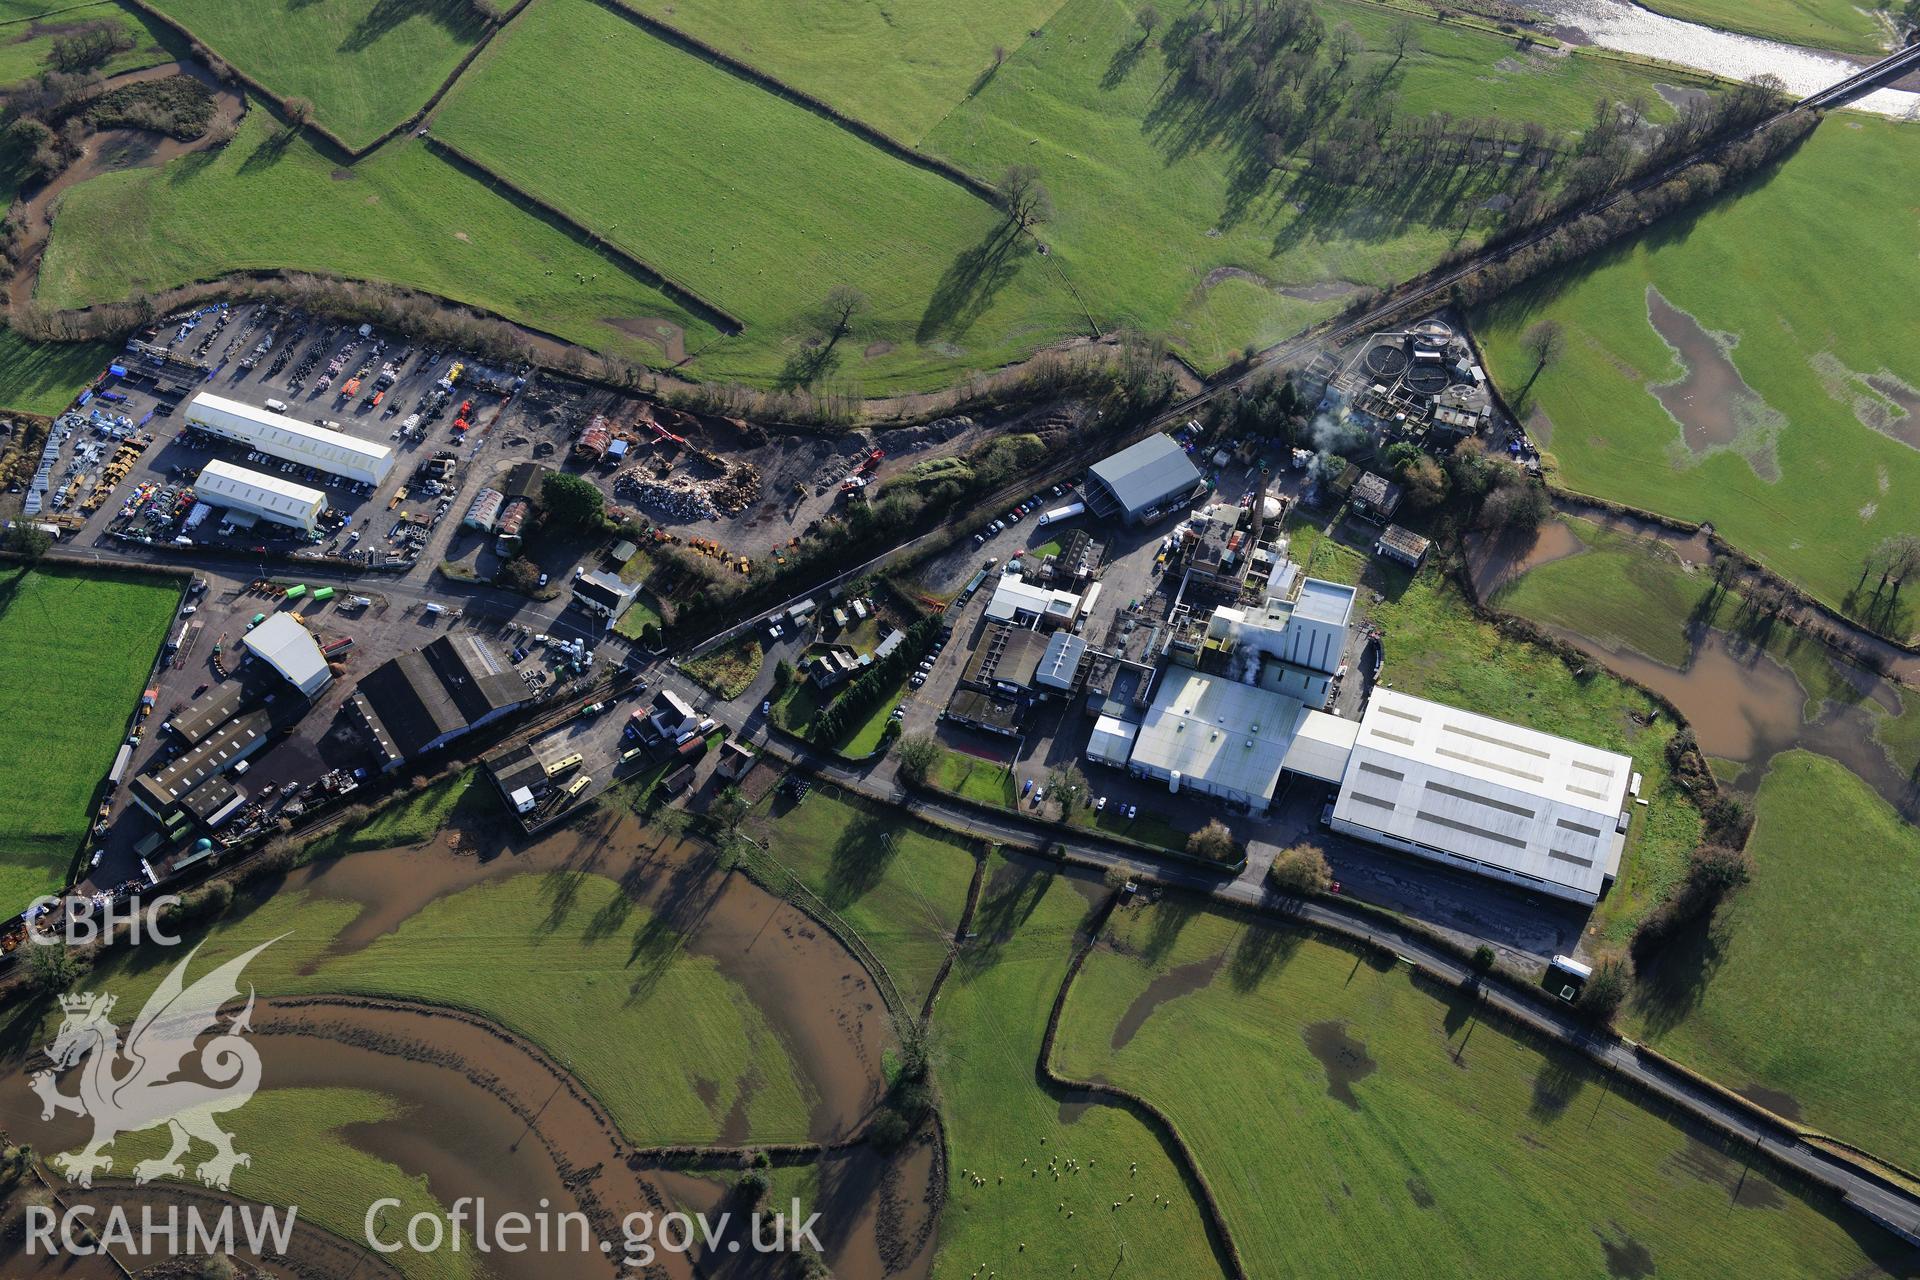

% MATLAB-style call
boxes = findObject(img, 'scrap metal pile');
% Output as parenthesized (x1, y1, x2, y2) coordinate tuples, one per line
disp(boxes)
(613, 459, 762, 521)
(614, 472, 720, 522)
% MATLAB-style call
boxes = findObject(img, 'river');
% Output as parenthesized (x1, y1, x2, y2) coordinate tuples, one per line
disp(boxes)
(1526, 0, 1920, 118)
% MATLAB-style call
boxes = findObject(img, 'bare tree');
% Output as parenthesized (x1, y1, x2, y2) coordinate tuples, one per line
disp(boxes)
(821, 285, 869, 343)
(1135, 2, 1161, 43)
(1522, 318, 1565, 377)
(998, 163, 1053, 231)
(1386, 18, 1418, 72)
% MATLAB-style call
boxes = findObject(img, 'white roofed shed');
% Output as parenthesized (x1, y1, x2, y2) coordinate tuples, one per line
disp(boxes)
(1331, 689, 1632, 903)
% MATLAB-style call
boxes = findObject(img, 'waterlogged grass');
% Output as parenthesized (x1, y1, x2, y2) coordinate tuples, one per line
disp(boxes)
(745, 785, 975, 1009)
(144, 0, 486, 148)
(82, 862, 815, 1146)
(1362, 559, 1701, 941)
(1626, 751, 1920, 1166)
(1055, 900, 1911, 1279)
(931, 854, 1221, 1279)
(0, 328, 118, 415)
(0, 567, 176, 911)
(303, 768, 484, 859)
(37, 106, 719, 370)
(432, 0, 1078, 392)
(109, 1087, 476, 1280)
(1493, 518, 1709, 667)
(1475, 118, 1920, 636)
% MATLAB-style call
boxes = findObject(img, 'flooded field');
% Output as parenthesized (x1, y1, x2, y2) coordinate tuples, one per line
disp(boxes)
(1645, 287, 1782, 479)
(1302, 1021, 1377, 1110)
(1554, 626, 1918, 816)
(0, 807, 935, 1277)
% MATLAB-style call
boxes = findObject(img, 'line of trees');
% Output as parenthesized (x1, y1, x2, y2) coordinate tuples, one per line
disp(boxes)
(807, 616, 941, 745)
(1451, 111, 1818, 310)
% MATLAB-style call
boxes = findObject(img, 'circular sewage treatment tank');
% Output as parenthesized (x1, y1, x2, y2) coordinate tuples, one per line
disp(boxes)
(1405, 364, 1450, 395)
(1363, 344, 1408, 378)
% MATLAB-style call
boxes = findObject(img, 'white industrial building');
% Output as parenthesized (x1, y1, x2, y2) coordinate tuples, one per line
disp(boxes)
(1124, 670, 1358, 814)
(984, 573, 1082, 629)
(1329, 689, 1631, 904)
(185, 393, 394, 486)
(242, 613, 333, 696)
(194, 459, 328, 534)
(1199, 572, 1356, 706)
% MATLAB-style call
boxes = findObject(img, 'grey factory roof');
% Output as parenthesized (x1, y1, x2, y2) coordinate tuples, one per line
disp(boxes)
(1127, 671, 1308, 804)
(1332, 689, 1631, 899)
(1087, 434, 1202, 516)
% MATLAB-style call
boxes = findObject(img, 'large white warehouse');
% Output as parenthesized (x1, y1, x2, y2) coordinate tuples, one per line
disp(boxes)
(195, 459, 328, 534)
(1330, 689, 1632, 905)
(185, 393, 394, 486)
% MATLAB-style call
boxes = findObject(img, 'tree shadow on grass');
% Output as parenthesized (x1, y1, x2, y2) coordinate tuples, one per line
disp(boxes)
(956, 858, 1052, 976)
(1139, 897, 1196, 964)
(1629, 909, 1733, 1038)
(235, 124, 300, 177)
(339, 0, 484, 55)
(1529, 1055, 1588, 1122)
(822, 821, 894, 911)
(1226, 920, 1299, 992)
(916, 222, 1024, 345)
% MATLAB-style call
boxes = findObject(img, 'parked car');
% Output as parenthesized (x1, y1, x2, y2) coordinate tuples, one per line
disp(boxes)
(1021, 778, 1034, 799)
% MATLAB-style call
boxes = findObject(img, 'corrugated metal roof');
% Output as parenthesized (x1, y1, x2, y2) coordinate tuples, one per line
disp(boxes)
(1087, 434, 1202, 516)
(1282, 709, 1359, 783)
(187, 394, 393, 482)
(1332, 689, 1631, 898)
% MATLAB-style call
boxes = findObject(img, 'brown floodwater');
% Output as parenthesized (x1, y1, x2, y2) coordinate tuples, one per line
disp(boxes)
(0, 809, 911, 1278)
(1108, 954, 1223, 1052)
(1547, 625, 1919, 817)
(1644, 287, 1781, 479)
(1469, 518, 1586, 600)
(1864, 374, 1920, 449)
(1301, 1021, 1377, 1110)
(284, 809, 894, 1141)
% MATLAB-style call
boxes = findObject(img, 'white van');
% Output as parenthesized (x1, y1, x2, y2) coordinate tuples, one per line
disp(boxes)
(424, 602, 446, 617)
(264, 398, 289, 413)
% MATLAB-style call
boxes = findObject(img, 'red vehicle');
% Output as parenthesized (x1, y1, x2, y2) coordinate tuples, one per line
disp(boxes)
(459, 400, 473, 417)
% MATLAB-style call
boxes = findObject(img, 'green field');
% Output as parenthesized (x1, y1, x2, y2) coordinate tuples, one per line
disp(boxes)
(1639, 0, 1892, 54)
(1475, 118, 1920, 637)
(144, 0, 485, 148)
(0, 0, 175, 87)
(36, 107, 719, 366)
(931, 854, 1222, 1278)
(1491, 515, 1882, 717)
(1054, 900, 1911, 1278)
(1627, 751, 1920, 1166)
(77, 858, 816, 1144)
(1322, 538, 1701, 940)
(918, 0, 1712, 373)
(612, 0, 1068, 143)
(0, 566, 176, 911)
(433, 0, 1077, 392)
(744, 785, 976, 1010)
(0, 327, 116, 415)
(1492, 517, 1708, 668)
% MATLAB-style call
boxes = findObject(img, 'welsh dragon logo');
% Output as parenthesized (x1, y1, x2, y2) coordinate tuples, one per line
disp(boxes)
(29, 939, 278, 1191)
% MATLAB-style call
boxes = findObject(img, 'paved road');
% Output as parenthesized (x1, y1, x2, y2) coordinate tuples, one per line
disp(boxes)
(726, 727, 1920, 1243)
